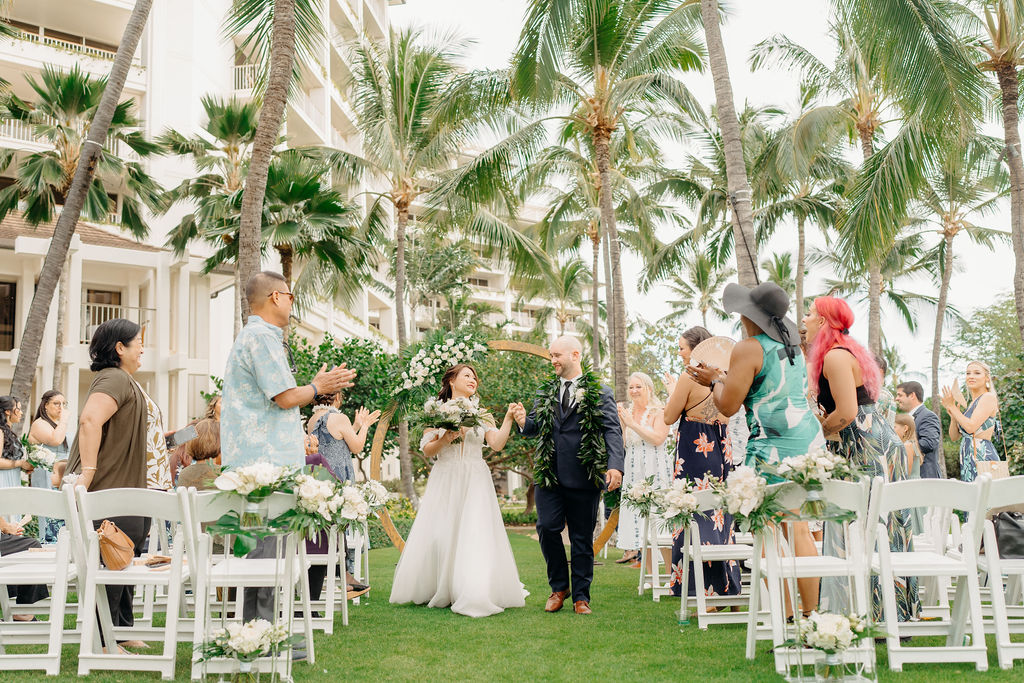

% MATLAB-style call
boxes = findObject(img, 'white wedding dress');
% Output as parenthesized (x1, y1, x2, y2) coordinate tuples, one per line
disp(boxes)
(389, 426, 527, 617)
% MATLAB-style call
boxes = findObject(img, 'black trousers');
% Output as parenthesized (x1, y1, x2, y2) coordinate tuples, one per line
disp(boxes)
(0, 533, 49, 605)
(535, 485, 600, 603)
(92, 516, 151, 645)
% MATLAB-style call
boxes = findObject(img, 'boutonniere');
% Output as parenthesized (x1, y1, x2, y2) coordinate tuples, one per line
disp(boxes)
(574, 388, 586, 404)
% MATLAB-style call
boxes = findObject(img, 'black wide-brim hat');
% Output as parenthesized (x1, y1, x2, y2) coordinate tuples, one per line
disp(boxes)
(722, 282, 800, 347)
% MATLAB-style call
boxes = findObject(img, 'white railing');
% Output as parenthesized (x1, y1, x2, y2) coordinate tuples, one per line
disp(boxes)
(233, 64, 256, 92)
(295, 90, 325, 130)
(80, 303, 155, 345)
(0, 119, 36, 143)
(15, 30, 141, 66)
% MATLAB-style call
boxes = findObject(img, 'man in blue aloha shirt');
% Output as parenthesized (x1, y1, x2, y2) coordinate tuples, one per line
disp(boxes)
(221, 271, 355, 647)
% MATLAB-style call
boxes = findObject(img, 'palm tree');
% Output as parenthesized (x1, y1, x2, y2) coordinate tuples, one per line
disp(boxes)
(225, 0, 326, 321)
(512, 0, 705, 399)
(761, 252, 796, 299)
(513, 258, 592, 337)
(914, 134, 1009, 413)
(752, 1, 986, 353)
(8, 0, 154, 410)
(699, 0, 759, 288)
(402, 231, 481, 337)
(659, 253, 734, 329)
(973, 1, 1024, 344)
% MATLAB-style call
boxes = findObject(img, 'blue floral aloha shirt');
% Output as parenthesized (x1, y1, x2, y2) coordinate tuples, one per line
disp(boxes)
(220, 316, 304, 467)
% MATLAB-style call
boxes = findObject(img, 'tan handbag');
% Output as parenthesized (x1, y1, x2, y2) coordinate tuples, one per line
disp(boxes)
(96, 519, 135, 570)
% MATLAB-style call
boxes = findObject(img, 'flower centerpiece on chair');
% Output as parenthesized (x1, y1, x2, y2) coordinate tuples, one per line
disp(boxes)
(763, 448, 860, 521)
(714, 466, 787, 533)
(779, 611, 886, 681)
(209, 463, 299, 554)
(652, 479, 702, 533)
(621, 476, 659, 518)
(359, 480, 391, 514)
(195, 618, 302, 682)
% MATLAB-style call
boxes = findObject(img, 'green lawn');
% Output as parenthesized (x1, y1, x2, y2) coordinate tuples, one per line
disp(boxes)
(4, 530, 1023, 681)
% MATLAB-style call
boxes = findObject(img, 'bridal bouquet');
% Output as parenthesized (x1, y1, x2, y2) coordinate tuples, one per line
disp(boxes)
(764, 448, 859, 521)
(359, 480, 391, 512)
(622, 476, 659, 517)
(196, 618, 303, 680)
(422, 396, 488, 442)
(653, 479, 701, 533)
(714, 466, 786, 533)
(21, 435, 55, 471)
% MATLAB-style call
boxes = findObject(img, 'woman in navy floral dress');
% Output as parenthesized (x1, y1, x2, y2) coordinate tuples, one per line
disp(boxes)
(663, 327, 740, 599)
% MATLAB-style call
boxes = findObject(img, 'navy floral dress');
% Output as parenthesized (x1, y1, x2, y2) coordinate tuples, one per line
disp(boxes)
(669, 418, 741, 598)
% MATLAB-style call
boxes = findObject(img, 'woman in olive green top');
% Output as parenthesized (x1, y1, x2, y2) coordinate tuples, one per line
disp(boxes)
(66, 318, 151, 653)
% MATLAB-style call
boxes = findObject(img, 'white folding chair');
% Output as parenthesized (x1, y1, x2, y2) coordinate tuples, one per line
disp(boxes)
(0, 487, 76, 675)
(980, 475, 1024, 670)
(636, 514, 673, 601)
(676, 489, 754, 627)
(75, 486, 188, 680)
(350, 519, 371, 603)
(184, 489, 314, 681)
(866, 475, 991, 672)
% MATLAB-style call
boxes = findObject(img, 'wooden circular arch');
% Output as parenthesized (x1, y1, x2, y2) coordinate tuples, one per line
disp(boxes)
(369, 339, 620, 554)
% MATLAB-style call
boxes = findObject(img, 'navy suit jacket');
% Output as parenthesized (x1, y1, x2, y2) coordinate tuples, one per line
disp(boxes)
(913, 405, 943, 479)
(520, 383, 625, 490)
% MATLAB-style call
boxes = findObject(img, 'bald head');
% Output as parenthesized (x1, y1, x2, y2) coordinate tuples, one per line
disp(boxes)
(549, 335, 583, 379)
(246, 271, 286, 308)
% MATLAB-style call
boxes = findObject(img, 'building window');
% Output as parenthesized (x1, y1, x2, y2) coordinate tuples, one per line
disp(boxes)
(0, 282, 15, 352)
(86, 289, 122, 306)
(468, 277, 489, 288)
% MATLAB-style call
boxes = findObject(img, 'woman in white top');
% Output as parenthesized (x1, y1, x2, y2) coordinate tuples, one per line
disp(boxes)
(615, 372, 672, 565)
(390, 363, 526, 617)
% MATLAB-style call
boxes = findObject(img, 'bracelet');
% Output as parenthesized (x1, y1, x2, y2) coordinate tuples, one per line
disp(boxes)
(83, 467, 97, 471)
(310, 382, 320, 400)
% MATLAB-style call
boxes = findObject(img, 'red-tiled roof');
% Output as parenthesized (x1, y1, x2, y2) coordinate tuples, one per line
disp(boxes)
(0, 212, 162, 252)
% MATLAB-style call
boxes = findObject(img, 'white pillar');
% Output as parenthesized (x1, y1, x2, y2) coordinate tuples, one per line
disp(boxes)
(154, 256, 171, 415)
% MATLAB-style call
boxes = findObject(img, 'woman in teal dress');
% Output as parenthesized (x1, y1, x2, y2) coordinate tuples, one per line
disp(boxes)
(942, 361, 1002, 482)
(28, 390, 70, 542)
(804, 296, 919, 623)
(689, 282, 825, 617)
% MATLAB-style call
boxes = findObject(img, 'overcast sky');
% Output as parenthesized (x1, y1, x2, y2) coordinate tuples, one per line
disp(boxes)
(391, 1, 1008, 387)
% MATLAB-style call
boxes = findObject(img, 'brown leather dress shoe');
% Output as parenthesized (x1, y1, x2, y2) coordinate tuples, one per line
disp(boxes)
(574, 600, 592, 614)
(544, 590, 569, 612)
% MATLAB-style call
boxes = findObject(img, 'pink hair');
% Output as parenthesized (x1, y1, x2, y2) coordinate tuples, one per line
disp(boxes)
(807, 297, 881, 401)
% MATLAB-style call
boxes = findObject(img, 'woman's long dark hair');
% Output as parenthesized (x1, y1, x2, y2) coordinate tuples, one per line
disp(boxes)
(437, 364, 478, 401)
(33, 390, 67, 448)
(0, 395, 22, 461)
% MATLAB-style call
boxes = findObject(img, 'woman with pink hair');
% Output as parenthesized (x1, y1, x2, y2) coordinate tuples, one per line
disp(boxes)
(803, 297, 919, 623)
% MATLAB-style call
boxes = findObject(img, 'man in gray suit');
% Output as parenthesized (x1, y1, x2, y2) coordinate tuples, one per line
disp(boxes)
(513, 336, 624, 615)
(896, 381, 943, 478)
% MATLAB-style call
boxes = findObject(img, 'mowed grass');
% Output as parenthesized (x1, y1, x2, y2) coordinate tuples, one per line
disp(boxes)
(3, 529, 1024, 681)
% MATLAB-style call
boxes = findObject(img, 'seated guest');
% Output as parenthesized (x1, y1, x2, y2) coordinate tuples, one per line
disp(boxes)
(176, 419, 220, 490)
(894, 380, 943, 479)
(1, 516, 49, 620)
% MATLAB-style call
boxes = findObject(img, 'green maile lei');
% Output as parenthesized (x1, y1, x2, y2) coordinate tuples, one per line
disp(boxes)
(531, 367, 608, 489)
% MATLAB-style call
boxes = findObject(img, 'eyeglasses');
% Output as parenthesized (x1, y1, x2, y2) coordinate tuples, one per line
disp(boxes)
(269, 291, 295, 303)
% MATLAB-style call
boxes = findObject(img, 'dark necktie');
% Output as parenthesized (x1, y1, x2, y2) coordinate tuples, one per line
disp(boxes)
(561, 381, 572, 413)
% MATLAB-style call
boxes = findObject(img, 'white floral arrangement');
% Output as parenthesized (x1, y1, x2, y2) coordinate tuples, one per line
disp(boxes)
(714, 466, 785, 533)
(399, 335, 488, 392)
(621, 476, 659, 517)
(422, 396, 489, 443)
(782, 611, 887, 655)
(195, 618, 301, 665)
(359, 480, 391, 511)
(766, 448, 860, 520)
(20, 436, 55, 471)
(214, 463, 297, 501)
(653, 479, 701, 533)
(338, 484, 371, 523)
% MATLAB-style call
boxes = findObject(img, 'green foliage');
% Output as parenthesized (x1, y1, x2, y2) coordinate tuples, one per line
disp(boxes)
(944, 295, 1024, 379)
(501, 509, 537, 526)
(199, 375, 223, 405)
(289, 334, 402, 462)
(627, 320, 685, 398)
(367, 515, 414, 550)
(995, 360, 1024, 475)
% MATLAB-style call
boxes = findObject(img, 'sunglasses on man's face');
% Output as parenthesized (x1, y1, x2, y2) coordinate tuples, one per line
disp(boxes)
(269, 291, 295, 303)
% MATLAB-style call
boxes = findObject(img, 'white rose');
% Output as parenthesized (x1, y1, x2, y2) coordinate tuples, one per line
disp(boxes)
(214, 470, 243, 492)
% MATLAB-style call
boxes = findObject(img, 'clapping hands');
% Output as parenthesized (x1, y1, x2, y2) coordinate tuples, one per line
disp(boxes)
(354, 407, 381, 431)
(313, 363, 357, 395)
(616, 402, 634, 428)
(662, 371, 677, 396)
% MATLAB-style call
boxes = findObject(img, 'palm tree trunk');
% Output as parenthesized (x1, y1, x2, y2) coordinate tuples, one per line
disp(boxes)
(995, 64, 1024, 344)
(795, 216, 806, 318)
(234, 269, 243, 337)
(702, 309, 708, 328)
(931, 230, 954, 419)
(237, 0, 295, 326)
(700, 0, 758, 288)
(603, 228, 615, 354)
(277, 245, 293, 289)
(52, 254, 70, 393)
(590, 227, 601, 369)
(593, 130, 627, 400)
(856, 126, 883, 355)
(8, 0, 152, 412)
(394, 203, 416, 506)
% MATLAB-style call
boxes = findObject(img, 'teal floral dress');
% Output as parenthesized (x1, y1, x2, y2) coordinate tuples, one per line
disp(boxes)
(743, 335, 826, 482)
(818, 368, 920, 623)
(958, 396, 1001, 483)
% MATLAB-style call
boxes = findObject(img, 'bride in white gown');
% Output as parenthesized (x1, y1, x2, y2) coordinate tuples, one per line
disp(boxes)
(389, 363, 528, 617)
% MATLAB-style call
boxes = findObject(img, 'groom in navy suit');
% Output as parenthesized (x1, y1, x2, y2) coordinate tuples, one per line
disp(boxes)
(513, 336, 624, 615)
